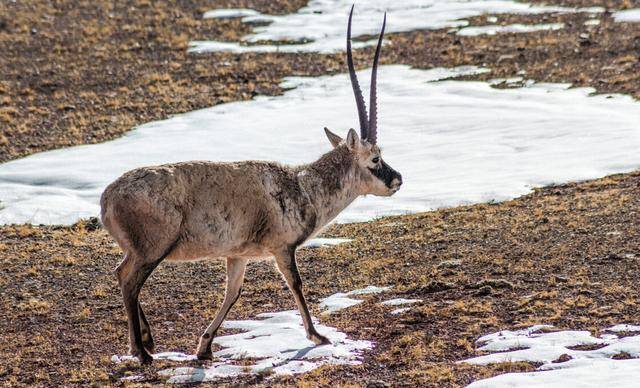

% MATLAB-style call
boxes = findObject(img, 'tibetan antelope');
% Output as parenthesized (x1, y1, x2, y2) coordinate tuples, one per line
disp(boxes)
(101, 6, 401, 364)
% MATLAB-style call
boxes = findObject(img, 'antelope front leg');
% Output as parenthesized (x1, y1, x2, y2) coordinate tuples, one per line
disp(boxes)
(196, 257, 248, 360)
(275, 247, 330, 345)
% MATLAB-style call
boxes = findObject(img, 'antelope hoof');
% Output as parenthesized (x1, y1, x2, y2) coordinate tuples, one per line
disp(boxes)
(196, 336, 213, 360)
(196, 351, 213, 361)
(134, 350, 153, 365)
(309, 333, 331, 346)
(142, 339, 155, 354)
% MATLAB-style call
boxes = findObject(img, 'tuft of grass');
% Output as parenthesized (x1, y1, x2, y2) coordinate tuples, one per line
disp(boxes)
(78, 307, 91, 320)
(92, 286, 108, 298)
(51, 256, 76, 267)
(18, 298, 51, 315)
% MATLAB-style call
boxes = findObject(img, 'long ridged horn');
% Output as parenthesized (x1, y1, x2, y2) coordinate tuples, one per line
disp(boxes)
(367, 12, 386, 145)
(347, 5, 369, 140)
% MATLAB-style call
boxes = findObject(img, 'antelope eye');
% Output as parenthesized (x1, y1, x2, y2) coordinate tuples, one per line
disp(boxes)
(372, 157, 380, 164)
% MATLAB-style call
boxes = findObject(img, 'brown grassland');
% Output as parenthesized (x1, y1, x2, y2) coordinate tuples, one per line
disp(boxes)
(1, 0, 640, 386)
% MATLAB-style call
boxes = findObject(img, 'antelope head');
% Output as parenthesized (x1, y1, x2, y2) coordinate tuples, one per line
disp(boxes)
(324, 5, 402, 197)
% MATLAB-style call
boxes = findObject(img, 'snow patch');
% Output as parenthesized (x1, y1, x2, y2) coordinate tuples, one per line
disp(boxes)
(613, 9, 640, 23)
(320, 286, 390, 314)
(607, 324, 640, 333)
(203, 9, 261, 19)
(463, 325, 640, 388)
(112, 352, 198, 364)
(390, 307, 412, 315)
(380, 298, 422, 306)
(191, 1, 602, 54)
(3, 65, 640, 225)
(488, 76, 524, 86)
(303, 237, 352, 248)
(114, 310, 372, 383)
(457, 23, 564, 36)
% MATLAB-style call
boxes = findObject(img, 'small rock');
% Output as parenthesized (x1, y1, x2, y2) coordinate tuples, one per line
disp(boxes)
(437, 260, 462, 270)
(578, 288, 594, 296)
(612, 352, 634, 360)
(578, 33, 592, 46)
(472, 279, 514, 289)
(59, 104, 76, 112)
(602, 253, 624, 261)
(475, 285, 492, 296)
(552, 354, 573, 363)
(497, 54, 515, 64)
(554, 275, 569, 283)
(418, 280, 456, 294)
(440, 269, 457, 277)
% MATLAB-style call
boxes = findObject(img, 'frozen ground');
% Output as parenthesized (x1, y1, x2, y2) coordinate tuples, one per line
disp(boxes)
(456, 22, 565, 36)
(320, 285, 390, 313)
(2, 65, 640, 225)
(303, 237, 352, 248)
(191, 0, 602, 53)
(380, 298, 422, 306)
(112, 289, 384, 383)
(111, 286, 401, 383)
(463, 324, 640, 387)
(380, 298, 423, 315)
(613, 9, 640, 23)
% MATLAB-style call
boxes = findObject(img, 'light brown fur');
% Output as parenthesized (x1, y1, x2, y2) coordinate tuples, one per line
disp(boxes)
(101, 130, 401, 363)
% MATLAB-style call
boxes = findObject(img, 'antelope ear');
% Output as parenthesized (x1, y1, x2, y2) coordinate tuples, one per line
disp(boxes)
(346, 128, 360, 151)
(324, 127, 343, 148)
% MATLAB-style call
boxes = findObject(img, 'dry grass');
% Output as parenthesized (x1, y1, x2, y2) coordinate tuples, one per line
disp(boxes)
(2, 0, 640, 386)
(1, 171, 639, 386)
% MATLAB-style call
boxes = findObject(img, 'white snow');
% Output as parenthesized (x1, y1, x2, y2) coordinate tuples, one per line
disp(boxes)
(2, 65, 640, 225)
(607, 324, 640, 333)
(348, 285, 390, 295)
(390, 307, 412, 315)
(320, 285, 390, 313)
(613, 9, 640, 23)
(114, 310, 372, 383)
(380, 298, 422, 306)
(303, 237, 352, 248)
(457, 23, 564, 36)
(380, 298, 422, 315)
(488, 76, 524, 86)
(190, 1, 602, 54)
(203, 9, 261, 19)
(112, 352, 197, 364)
(584, 18, 600, 26)
(463, 325, 640, 388)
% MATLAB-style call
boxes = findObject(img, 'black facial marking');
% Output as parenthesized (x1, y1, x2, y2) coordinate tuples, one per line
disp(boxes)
(368, 160, 401, 188)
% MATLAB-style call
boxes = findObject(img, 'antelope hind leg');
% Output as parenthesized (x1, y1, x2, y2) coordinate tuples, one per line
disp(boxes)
(116, 254, 161, 365)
